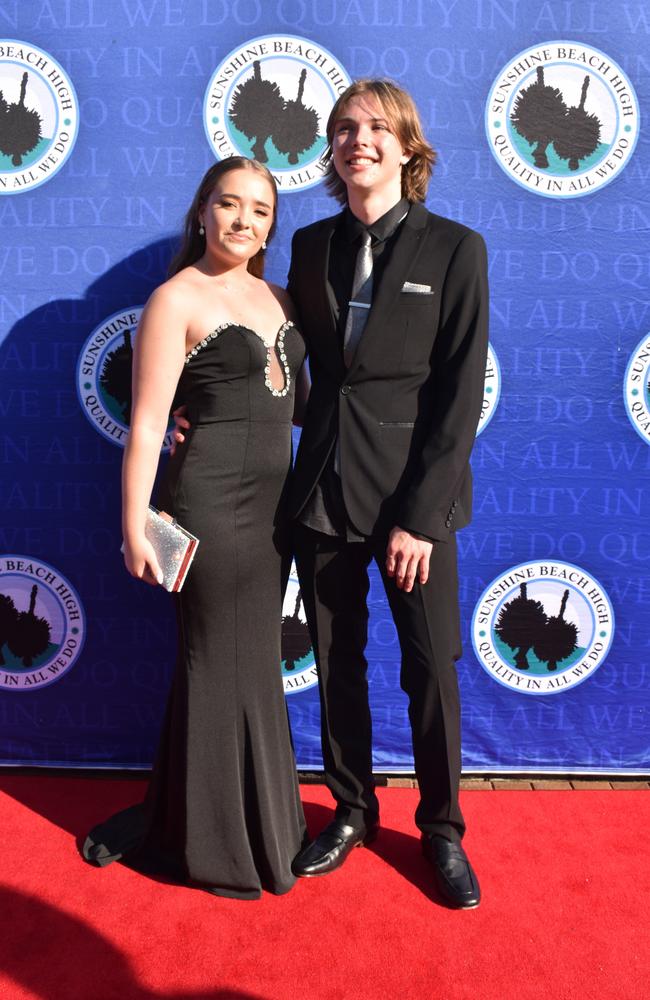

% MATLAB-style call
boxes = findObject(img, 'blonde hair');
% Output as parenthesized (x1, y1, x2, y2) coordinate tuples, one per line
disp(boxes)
(169, 157, 277, 278)
(323, 79, 436, 204)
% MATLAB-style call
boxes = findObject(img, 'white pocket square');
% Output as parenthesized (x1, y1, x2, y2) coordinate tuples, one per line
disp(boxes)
(402, 281, 434, 294)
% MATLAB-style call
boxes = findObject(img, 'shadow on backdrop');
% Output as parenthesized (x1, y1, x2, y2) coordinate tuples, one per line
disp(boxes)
(1, 238, 184, 769)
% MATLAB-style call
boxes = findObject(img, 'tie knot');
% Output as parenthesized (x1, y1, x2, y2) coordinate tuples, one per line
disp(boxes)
(360, 230, 372, 248)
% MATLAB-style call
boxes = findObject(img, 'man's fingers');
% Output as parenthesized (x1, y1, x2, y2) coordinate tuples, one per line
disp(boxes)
(170, 405, 190, 459)
(401, 556, 418, 592)
(387, 527, 433, 591)
(393, 551, 430, 590)
(395, 554, 418, 590)
(170, 429, 185, 456)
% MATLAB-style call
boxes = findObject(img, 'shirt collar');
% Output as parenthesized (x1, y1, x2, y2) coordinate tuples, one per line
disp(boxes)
(344, 197, 411, 245)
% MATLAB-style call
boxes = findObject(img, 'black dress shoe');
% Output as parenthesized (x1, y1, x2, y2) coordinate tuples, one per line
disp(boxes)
(422, 834, 481, 909)
(291, 819, 379, 877)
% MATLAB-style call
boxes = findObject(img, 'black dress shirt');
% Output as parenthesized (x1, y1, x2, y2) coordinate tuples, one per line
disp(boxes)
(299, 198, 410, 539)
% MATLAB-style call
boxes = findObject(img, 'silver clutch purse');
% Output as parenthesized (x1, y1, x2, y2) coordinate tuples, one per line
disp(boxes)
(143, 505, 199, 592)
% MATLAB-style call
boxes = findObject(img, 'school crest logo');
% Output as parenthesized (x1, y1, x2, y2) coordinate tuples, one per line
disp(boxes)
(203, 35, 351, 192)
(477, 344, 501, 435)
(76, 308, 174, 451)
(624, 333, 650, 445)
(0, 556, 85, 691)
(0, 40, 79, 194)
(486, 42, 639, 198)
(472, 561, 614, 695)
(281, 565, 317, 694)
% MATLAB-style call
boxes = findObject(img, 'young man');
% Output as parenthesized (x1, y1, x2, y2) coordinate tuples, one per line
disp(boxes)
(287, 79, 488, 908)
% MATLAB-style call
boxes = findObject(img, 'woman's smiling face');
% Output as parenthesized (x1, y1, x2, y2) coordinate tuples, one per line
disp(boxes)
(200, 168, 275, 265)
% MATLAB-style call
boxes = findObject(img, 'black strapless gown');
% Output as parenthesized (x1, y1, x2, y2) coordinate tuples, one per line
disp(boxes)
(83, 321, 307, 899)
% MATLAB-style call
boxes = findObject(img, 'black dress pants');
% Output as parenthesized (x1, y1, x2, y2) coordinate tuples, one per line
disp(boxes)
(294, 523, 466, 843)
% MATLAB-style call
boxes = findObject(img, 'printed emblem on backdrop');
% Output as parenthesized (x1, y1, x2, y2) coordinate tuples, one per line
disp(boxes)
(281, 565, 317, 694)
(486, 42, 639, 198)
(624, 333, 650, 445)
(0, 40, 79, 194)
(477, 344, 501, 435)
(472, 561, 614, 695)
(0, 556, 85, 691)
(76, 309, 174, 451)
(203, 36, 351, 192)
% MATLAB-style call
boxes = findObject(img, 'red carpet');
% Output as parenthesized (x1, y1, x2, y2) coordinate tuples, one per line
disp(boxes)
(1, 776, 648, 1000)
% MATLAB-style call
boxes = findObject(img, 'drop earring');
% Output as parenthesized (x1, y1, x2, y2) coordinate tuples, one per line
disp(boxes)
(262, 240, 267, 250)
(199, 224, 205, 235)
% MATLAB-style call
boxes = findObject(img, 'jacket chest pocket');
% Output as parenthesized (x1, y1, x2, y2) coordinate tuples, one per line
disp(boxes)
(397, 293, 440, 373)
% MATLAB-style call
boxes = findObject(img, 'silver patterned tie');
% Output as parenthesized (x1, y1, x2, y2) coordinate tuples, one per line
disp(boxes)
(335, 231, 373, 476)
(342, 230, 373, 368)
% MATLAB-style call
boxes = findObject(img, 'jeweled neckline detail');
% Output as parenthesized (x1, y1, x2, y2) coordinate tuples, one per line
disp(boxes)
(184, 319, 295, 362)
(184, 319, 294, 398)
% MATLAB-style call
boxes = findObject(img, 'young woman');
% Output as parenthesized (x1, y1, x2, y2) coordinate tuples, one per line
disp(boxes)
(83, 157, 307, 899)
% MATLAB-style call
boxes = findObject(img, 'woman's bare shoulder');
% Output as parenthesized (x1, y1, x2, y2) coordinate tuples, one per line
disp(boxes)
(266, 281, 296, 320)
(146, 268, 200, 313)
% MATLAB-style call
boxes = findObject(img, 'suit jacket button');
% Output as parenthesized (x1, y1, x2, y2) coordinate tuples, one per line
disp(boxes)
(341, 384, 351, 395)
(452, 500, 458, 509)
(445, 519, 452, 527)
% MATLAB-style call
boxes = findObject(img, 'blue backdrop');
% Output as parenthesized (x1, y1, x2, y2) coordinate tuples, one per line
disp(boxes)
(1, 1, 649, 773)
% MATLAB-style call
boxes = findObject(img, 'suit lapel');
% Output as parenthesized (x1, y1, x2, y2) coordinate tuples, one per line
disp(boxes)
(346, 202, 430, 375)
(302, 215, 346, 378)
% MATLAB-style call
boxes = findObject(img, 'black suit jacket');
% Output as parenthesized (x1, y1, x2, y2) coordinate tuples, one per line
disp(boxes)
(287, 201, 489, 541)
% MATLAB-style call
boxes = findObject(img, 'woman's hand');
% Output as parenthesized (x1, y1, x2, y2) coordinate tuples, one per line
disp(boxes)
(123, 536, 164, 587)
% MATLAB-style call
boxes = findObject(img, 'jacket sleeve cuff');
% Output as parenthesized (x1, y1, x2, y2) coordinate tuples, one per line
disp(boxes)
(395, 512, 453, 544)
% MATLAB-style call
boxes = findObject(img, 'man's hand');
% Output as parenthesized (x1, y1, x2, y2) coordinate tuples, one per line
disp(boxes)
(171, 405, 190, 455)
(386, 527, 433, 592)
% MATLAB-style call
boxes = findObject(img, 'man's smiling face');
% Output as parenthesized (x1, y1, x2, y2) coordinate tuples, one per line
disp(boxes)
(331, 93, 411, 203)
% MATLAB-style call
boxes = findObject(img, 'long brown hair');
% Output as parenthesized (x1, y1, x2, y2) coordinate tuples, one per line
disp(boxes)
(323, 79, 436, 205)
(168, 156, 278, 278)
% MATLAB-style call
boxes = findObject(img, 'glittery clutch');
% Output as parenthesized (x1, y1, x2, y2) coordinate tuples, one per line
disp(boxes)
(144, 505, 199, 592)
